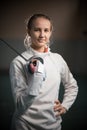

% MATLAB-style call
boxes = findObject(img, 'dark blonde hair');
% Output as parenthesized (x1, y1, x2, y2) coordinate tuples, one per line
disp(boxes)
(27, 13, 53, 31)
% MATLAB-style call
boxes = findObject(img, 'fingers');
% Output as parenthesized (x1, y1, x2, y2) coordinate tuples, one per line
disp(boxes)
(54, 100, 66, 116)
(28, 59, 37, 74)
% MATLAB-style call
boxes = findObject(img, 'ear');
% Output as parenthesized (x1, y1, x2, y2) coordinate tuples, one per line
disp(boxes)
(27, 28, 31, 36)
(49, 31, 52, 39)
(50, 30, 52, 36)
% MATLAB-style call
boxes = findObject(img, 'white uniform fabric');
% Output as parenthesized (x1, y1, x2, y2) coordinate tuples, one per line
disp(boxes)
(9, 46, 78, 130)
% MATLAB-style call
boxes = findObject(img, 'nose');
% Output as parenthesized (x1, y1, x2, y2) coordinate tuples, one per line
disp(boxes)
(40, 30, 45, 37)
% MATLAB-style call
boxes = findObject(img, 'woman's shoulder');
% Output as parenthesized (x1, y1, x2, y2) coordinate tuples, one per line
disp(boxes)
(50, 51, 68, 67)
(50, 51, 64, 61)
(11, 50, 31, 65)
(50, 51, 69, 71)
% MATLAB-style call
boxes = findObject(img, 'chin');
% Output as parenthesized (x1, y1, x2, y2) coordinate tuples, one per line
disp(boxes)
(38, 43, 45, 47)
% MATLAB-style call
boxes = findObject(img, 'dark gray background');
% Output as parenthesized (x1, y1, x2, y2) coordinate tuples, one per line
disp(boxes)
(0, 0, 87, 129)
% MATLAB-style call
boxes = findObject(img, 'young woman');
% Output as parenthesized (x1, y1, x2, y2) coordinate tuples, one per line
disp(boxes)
(9, 13, 78, 130)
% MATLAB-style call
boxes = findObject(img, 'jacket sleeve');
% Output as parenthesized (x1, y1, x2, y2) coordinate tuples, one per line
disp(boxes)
(9, 58, 45, 112)
(60, 57, 78, 111)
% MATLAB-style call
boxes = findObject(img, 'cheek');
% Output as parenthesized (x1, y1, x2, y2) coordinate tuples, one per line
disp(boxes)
(31, 33, 38, 40)
(47, 33, 51, 40)
(33, 33, 39, 38)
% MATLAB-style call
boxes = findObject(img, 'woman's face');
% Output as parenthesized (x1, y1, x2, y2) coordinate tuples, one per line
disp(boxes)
(29, 17, 52, 50)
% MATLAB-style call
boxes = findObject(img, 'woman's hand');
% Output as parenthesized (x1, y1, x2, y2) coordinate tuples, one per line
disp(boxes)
(54, 100, 66, 116)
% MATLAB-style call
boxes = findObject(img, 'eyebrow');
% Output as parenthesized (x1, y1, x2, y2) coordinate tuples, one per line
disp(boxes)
(33, 27, 50, 29)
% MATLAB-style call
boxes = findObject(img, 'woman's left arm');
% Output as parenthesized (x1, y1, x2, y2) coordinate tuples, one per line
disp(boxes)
(60, 58, 78, 111)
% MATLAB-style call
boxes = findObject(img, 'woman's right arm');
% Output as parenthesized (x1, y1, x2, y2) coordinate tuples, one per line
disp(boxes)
(9, 59, 35, 112)
(9, 57, 45, 112)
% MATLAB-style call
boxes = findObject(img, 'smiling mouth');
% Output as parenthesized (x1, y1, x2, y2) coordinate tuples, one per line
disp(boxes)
(38, 39, 45, 42)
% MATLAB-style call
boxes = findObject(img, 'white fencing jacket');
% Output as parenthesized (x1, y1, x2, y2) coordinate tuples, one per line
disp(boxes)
(10, 46, 78, 130)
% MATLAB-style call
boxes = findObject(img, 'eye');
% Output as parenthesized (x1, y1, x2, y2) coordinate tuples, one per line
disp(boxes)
(34, 28, 40, 31)
(44, 29, 50, 32)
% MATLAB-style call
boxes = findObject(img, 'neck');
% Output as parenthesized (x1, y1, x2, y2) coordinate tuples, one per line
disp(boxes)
(31, 45, 48, 53)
